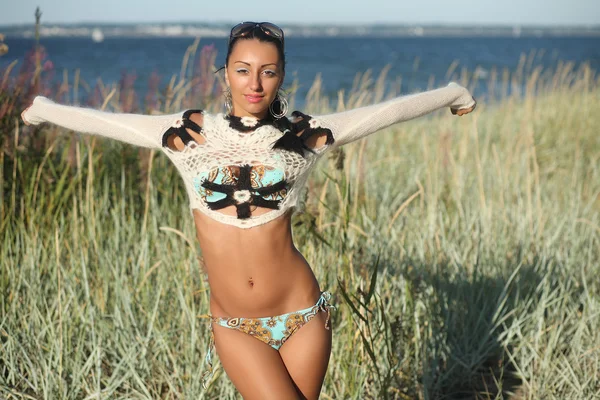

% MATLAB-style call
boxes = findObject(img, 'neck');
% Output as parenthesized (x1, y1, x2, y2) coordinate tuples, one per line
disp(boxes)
(231, 109, 269, 120)
(225, 109, 280, 132)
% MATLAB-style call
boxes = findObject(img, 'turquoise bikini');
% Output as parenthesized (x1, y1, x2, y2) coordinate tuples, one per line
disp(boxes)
(192, 163, 288, 220)
(193, 164, 286, 204)
(202, 291, 335, 389)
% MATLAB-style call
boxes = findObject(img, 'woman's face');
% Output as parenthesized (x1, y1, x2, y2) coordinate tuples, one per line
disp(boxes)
(225, 38, 284, 119)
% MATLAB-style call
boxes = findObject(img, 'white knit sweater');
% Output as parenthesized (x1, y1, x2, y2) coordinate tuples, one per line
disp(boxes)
(22, 82, 475, 228)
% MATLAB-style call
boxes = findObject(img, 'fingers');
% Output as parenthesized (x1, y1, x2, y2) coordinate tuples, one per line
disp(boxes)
(451, 96, 476, 116)
(456, 106, 474, 116)
(21, 107, 31, 125)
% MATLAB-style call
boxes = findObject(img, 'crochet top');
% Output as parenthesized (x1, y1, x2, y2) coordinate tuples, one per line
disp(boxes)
(22, 82, 475, 228)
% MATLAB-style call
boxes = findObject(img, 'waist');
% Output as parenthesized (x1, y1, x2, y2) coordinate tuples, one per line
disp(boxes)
(193, 207, 322, 316)
(206, 252, 321, 318)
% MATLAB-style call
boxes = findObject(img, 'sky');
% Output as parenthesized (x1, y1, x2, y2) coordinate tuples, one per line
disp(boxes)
(1, 0, 599, 26)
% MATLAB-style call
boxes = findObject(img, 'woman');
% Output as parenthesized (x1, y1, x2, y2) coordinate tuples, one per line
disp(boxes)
(22, 22, 476, 399)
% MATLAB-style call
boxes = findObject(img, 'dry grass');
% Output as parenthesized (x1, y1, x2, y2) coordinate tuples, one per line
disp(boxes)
(0, 38, 599, 399)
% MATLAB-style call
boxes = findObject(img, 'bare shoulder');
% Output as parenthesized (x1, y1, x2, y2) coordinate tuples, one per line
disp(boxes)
(163, 110, 206, 151)
(188, 111, 204, 127)
(291, 111, 333, 150)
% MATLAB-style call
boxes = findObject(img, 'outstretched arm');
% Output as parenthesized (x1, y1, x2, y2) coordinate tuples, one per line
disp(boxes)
(314, 82, 476, 148)
(21, 96, 185, 149)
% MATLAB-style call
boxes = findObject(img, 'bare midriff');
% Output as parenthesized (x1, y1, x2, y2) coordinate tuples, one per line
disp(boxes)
(193, 207, 322, 319)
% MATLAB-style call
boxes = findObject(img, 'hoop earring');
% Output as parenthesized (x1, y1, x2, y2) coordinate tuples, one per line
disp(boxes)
(269, 90, 288, 119)
(224, 87, 233, 115)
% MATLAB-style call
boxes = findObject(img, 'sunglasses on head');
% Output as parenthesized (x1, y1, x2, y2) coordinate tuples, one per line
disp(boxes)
(229, 22, 284, 45)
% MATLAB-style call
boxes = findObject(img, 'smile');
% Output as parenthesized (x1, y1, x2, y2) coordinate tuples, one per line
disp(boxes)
(244, 95, 264, 104)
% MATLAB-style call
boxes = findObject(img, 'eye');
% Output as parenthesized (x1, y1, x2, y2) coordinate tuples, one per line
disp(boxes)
(235, 68, 249, 74)
(262, 69, 278, 77)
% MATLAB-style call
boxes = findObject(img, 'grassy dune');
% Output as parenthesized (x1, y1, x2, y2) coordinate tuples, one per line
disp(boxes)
(1, 41, 599, 399)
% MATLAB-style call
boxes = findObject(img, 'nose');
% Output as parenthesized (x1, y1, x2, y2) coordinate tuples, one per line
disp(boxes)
(249, 72, 263, 92)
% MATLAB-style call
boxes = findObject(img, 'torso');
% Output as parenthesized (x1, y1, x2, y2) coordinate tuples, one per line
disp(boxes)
(162, 111, 332, 319)
(193, 209, 322, 318)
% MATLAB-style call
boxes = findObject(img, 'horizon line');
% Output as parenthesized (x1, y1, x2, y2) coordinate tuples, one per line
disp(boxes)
(1, 21, 599, 29)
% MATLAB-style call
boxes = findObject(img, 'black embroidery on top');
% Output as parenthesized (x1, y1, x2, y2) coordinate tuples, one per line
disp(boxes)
(226, 112, 335, 157)
(225, 111, 335, 157)
(272, 111, 334, 157)
(225, 113, 277, 133)
(200, 164, 288, 219)
(161, 109, 204, 148)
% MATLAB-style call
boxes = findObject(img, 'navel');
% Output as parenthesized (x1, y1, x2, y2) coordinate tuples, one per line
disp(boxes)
(248, 277, 254, 288)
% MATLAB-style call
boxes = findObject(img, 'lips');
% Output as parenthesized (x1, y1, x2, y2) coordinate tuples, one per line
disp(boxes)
(244, 95, 264, 104)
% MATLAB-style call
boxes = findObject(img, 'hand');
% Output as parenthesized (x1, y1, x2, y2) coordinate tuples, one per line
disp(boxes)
(21, 106, 31, 126)
(450, 96, 476, 116)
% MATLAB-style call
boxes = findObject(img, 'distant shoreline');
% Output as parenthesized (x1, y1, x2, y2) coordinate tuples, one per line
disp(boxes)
(1, 22, 599, 38)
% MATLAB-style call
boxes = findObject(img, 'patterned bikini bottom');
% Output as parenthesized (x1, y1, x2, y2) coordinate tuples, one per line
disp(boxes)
(201, 291, 335, 389)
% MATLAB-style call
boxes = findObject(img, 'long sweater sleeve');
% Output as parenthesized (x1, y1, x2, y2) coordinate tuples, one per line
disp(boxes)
(315, 82, 476, 148)
(22, 96, 185, 149)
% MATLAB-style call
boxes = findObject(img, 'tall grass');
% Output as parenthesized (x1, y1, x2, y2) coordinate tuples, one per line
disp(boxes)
(1, 35, 599, 399)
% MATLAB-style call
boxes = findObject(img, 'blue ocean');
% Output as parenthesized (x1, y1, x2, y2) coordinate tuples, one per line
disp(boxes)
(1, 36, 598, 107)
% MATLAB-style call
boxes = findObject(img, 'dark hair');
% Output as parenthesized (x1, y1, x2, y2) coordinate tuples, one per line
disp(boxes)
(217, 27, 287, 118)
(225, 27, 286, 74)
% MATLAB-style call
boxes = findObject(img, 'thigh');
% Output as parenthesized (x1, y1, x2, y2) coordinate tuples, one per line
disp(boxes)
(279, 311, 333, 400)
(212, 323, 301, 400)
